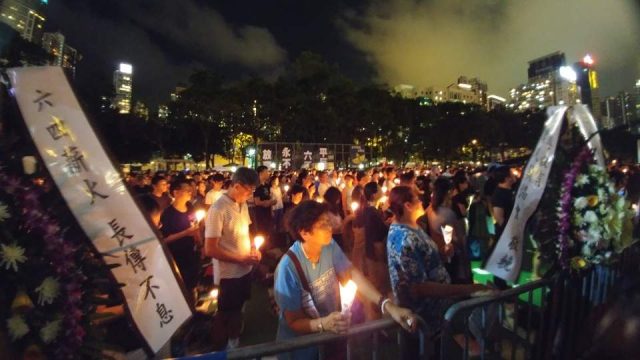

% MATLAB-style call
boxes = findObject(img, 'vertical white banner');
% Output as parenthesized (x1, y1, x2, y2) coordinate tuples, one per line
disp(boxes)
(485, 106, 567, 282)
(8, 67, 192, 353)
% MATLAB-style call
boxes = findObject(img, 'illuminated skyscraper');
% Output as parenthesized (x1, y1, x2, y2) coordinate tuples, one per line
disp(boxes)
(41, 31, 82, 78)
(574, 54, 601, 124)
(0, 0, 46, 43)
(113, 63, 133, 114)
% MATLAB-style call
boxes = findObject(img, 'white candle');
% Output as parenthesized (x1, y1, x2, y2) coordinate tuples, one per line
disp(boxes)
(284, 185, 290, 192)
(381, 186, 388, 193)
(442, 225, 453, 245)
(351, 202, 359, 212)
(22, 156, 37, 175)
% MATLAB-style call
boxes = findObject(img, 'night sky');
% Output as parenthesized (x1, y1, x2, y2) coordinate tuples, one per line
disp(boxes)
(46, 0, 640, 110)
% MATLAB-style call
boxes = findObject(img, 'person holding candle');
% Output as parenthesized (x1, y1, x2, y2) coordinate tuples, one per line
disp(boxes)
(204, 167, 261, 349)
(160, 179, 202, 302)
(341, 174, 355, 215)
(388, 186, 495, 359)
(274, 200, 416, 360)
(426, 178, 472, 283)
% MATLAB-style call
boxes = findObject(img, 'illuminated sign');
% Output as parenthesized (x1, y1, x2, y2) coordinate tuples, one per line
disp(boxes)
(458, 83, 472, 89)
(119, 63, 133, 74)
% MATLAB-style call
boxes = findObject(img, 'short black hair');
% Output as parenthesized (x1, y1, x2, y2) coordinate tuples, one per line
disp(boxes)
(151, 175, 166, 186)
(170, 179, 192, 195)
(385, 166, 396, 175)
(232, 167, 259, 186)
(210, 173, 225, 183)
(356, 171, 367, 182)
(286, 200, 329, 241)
(256, 165, 269, 174)
(364, 181, 379, 201)
(493, 166, 512, 184)
(400, 171, 415, 182)
(290, 184, 306, 196)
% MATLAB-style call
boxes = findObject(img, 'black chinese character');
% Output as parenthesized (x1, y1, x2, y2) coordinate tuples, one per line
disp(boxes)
(497, 254, 514, 272)
(509, 235, 520, 251)
(62, 146, 88, 174)
(108, 218, 134, 247)
(156, 303, 174, 328)
(518, 186, 529, 202)
(140, 275, 159, 300)
(514, 205, 522, 220)
(84, 180, 109, 205)
(46, 117, 68, 140)
(125, 246, 147, 274)
(33, 90, 53, 112)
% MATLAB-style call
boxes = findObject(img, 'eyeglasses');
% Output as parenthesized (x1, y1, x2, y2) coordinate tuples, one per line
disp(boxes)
(237, 183, 255, 194)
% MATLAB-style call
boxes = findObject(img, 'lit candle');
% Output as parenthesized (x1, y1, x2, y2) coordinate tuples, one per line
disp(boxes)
(316, 197, 324, 203)
(284, 185, 290, 192)
(196, 210, 206, 222)
(254, 236, 265, 250)
(380, 195, 388, 205)
(336, 178, 341, 185)
(394, 178, 400, 184)
(209, 288, 219, 299)
(340, 280, 358, 315)
(442, 225, 453, 245)
(351, 202, 359, 212)
(381, 186, 388, 193)
(340, 183, 346, 189)
(315, 176, 319, 181)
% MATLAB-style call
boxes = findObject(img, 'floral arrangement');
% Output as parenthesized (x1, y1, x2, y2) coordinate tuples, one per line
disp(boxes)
(557, 146, 636, 271)
(0, 163, 128, 359)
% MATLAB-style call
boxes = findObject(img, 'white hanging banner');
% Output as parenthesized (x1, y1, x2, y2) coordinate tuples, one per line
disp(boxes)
(485, 105, 607, 282)
(8, 67, 192, 353)
(485, 106, 567, 282)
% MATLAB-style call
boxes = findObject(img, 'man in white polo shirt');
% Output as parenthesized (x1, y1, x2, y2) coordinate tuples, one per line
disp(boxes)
(204, 167, 261, 349)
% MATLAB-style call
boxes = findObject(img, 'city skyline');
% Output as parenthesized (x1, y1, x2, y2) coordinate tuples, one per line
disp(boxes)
(6, 0, 640, 110)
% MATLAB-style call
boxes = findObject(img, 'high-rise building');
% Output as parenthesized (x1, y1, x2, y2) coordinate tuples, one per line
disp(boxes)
(41, 32, 82, 78)
(0, 0, 46, 43)
(394, 76, 488, 107)
(508, 51, 581, 111)
(601, 91, 638, 128)
(635, 79, 640, 120)
(113, 63, 133, 114)
(574, 54, 601, 125)
(170, 84, 186, 102)
(487, 95, 506, 111)
(133, 101, 149, 120)
(158, 104, 169, 119)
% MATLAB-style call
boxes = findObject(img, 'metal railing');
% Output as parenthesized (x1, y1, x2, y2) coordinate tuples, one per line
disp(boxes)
(173, 316, 432, 360)
(440, 278, 553, 360)
(440, 243, 640, 360)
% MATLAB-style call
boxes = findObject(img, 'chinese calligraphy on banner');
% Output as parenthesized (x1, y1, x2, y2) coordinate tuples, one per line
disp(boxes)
(8, 67, 192, 353)
(485, 106, 605, 282)
(280, 144, 293, 170)
(302, 144, 314, 168)
(260, 144, 275, 167)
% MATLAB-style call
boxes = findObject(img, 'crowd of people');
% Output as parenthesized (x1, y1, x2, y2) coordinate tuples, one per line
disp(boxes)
(123, 161, 640, 358)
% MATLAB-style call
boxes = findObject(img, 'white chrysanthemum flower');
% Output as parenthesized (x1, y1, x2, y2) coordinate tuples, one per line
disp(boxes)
(0, 202, 9, 222)
(576, 174, 590, 187)
(584, 211, 599, 224)
(7, 315, 29, 341)
(40, 320, 61, 344)
(574, 197, 589, 210)
(0, 244, 27, 272)
(35, 277, 60, 306)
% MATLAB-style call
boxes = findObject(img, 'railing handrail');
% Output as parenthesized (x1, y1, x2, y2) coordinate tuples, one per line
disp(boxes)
(172, 316, 428, 360)
(443, 278, 553, 321)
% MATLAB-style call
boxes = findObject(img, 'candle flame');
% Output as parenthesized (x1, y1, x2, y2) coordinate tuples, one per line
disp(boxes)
(316, 198, 323, 203)
(340, 280, 358, 314)
(254, 236, 265, 250)
(284, 185, 290, 192)
(381, 186, 388, 193)
(196, 210, 206, 222)
(209, 288, 219, 299)
(351, 202, 359, 212)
